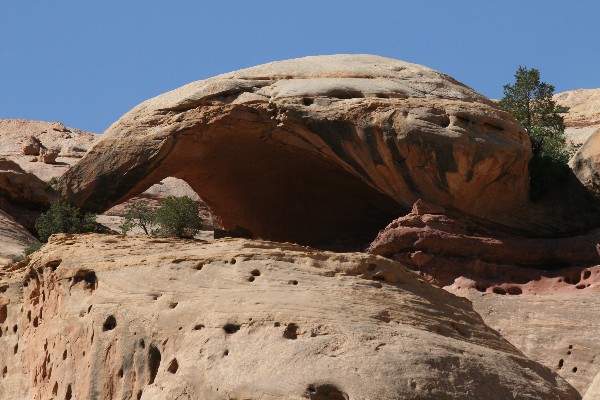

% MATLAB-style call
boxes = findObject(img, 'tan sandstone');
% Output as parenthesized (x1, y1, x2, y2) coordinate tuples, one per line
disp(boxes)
(0, 234, 579, 399)
(554, 89, 600, 145)
(58, 54, 532, 245)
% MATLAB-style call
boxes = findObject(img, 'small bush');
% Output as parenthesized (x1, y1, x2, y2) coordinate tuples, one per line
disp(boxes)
(47, 177, 60, 188)
(24, 242, 43, 256)
(153, 196, 202, 238)
(120, 200, 154, 235)
(35, 201, 97, 242)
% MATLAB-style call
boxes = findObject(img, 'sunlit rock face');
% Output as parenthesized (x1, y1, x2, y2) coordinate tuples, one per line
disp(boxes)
(0, 234, 579, 399)
(58, 54, 531, 245)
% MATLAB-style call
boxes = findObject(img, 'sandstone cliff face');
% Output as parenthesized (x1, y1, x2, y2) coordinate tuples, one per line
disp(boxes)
(554, 89, 600, 145)
(0, 210, 37, 264)
(0, 235, 579, 399)
(0, 158, 57, 234)
(58, 54, 532, 245)
(367, 202, 600, 394)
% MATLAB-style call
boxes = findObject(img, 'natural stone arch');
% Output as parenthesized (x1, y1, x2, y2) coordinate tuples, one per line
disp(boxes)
(59, 55, 531, 245)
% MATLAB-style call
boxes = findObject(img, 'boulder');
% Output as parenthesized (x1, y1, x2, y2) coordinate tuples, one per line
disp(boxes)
(38, 147, 59, 164)
(21, 135, 41, 156)
(58, 55, 531, 245)
(0, 234, 579, 399)
(571, 128, 600, 200)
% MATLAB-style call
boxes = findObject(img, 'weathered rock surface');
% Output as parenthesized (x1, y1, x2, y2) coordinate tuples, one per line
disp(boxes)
(0, 234, 579, 399)
(0, 119, 96, 182)
(555, 89, 600, 145)
(584, 371, 600, 399)
(58, 54, 532, 245)
(38, 147, 59, 164)
(21, 136, 42, 156)
(571, 128, 600, 200)
(464, 291, 600, 396)
(367, 201, 600, 284)
(0, 210, 37, 265)
(0, 158, 57, 233)
(367, 202, 600, 394)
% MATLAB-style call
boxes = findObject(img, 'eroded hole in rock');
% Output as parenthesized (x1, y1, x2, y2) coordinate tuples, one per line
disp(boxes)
(63, 349, 67, 360)
(583, 270, 592, 280)
(13, 344, 17, 354)
(118, 368, 124, 378)
(0, 304, 6, 324)
(195, 263, 203, 271)
(33, 317, 39, 327)
(2, 366, 7, 377)
(223, 324, 240, 334)
(223, 349, 229, 356)
(475, 284, 487, 293)
(247, 276, 255, 282)
(567, 351, 572, 355)
(573, 367, 578, 373)
(303, 98, 314, 106)
(558, 359, 564, 369)
(251, 269, 261, 276)
(306, 384, 349, 400)
(139, 339, 146, 349)
(569, 345, 573, 349)
(288, 280, 299, 285)
(73, 269, 97, 290)
(137, 390, 142, 400)
(45, 259, 62, 271)
(52, 381, 58, 395)
(230, 258, 237, 264)
(167, 358, 179, 374)
(148, 344, 161, 384)
(576, 284, 586, 289)
(169, 302, 178, 309)
(65, 384, 72, 400)
(102, 315, 117, 331)
(492, 287, 506, 295)
(564, 274, 581, 285)
(506, 286, 522, 295)
(283, 323, 300, 339)
(193, 324, 205, 331)
(274, 322, 281, 327)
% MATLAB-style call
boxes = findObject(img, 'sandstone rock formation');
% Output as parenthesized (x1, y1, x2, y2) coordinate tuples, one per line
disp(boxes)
(555, 89, 600, 145)
(0, 234, 579, 399)
(21, 136, 42, 156)
(58, 55, 532, 245)
(571, 128, 600, 200)
(367, 201, 600, 394)
(0, 158, 57, 233)
(38, 147, 59, 164)
(465, 291, 600, 396)
(585, 372, 600, 399)
(0, 210, 38, 265)
(0, 119, 96, 182)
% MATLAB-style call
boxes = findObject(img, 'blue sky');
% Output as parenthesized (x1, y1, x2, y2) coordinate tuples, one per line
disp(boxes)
(1, 1, 599, 133)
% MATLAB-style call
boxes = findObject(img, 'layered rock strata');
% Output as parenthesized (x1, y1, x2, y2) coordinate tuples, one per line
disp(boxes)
(0, 235, 579, 399)
(58, 54, 532, 245)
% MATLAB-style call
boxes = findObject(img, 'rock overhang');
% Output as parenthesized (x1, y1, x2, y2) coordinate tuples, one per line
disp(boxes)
(59, 55, 531, 245)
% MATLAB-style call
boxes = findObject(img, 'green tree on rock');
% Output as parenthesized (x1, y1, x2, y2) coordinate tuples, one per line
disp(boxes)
(153, 196, 203, 238)
(499, 66, 576, 200)
(120, 200, 154, 235)
(35, 200, 97, 242)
